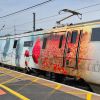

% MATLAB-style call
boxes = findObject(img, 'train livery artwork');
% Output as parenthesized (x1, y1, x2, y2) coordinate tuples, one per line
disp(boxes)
(0, 19, 100, 91)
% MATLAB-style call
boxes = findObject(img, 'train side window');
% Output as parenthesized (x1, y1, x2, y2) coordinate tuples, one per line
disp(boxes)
(91, 28, 100, 41)
(42, 37, 47, 49)
(66, 31, 71, 42)
(71, 31, 78, 43)
(24, 41, 33, 47)
(13, 40, 18, 48)
(59, 35, 63, 48)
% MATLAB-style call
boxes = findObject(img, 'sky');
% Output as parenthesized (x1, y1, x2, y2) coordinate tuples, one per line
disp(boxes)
(0, 0, 100, 35)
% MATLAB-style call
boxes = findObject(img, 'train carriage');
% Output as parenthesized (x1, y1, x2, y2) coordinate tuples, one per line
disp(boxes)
(0, 19, 100, 92)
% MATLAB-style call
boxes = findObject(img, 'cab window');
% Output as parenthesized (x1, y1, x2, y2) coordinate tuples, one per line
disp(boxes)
(66, 31, 71, 42)
(91, 28, 100, 41)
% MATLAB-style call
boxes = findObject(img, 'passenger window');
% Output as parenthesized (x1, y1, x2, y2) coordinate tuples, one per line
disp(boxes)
(66, 31, 71, 42)
(13, 40, 18, 48)
(71, 31, 78, 43)
(91, 28, 100, 41)
(42, 37, 47, 49)
(59, 35, 63, 48)
(24, 41, 33, 47)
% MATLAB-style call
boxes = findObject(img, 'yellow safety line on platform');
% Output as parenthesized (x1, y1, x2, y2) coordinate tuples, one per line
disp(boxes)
(0, 71, 13, 77)
(37, 82, 86, 95)
(0, 74, 23, 84)
(0, 67, 4, 70)
(0, 67, 94, 100)
(50, 84, 62, 94)
(0, 67, 14, 72)
(65, 91, 86, 94)
(0, 67, 13, 73)
(0, 84, 30, 100)
(32, 78, 39, 82)
(43, 84, 62, 100)
(86, 93, 92, 100)
(55, 84, 62, 90)
(17, 78, 39, 92)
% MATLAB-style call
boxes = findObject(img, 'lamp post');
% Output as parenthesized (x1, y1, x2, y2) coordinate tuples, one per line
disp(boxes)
(0, 25, 5, 31)
(0, 25, 5, 35)
(33, 13, 36, 32)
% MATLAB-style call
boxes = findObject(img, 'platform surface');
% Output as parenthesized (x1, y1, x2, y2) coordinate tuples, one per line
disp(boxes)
(0, 67, 100, 100)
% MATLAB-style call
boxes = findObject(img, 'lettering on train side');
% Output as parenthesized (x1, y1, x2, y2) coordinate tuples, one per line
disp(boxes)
(87, 63, 100, 72)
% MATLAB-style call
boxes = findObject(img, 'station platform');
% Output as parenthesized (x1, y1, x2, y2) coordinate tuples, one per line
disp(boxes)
(0, 67, 100, 100)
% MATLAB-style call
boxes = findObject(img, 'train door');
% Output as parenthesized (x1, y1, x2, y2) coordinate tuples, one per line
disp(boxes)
(12, 39, 18, 66)
(64, 29, 82, 75)
(90, 27, 100, 60)
(15, 39, 23, 67)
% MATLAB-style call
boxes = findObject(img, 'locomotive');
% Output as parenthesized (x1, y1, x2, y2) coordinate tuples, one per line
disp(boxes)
(0, 19, 100, 93)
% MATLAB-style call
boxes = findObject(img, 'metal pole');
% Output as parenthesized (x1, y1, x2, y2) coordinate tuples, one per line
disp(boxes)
(0, 25, 5, 35)
(33, 13, 36, 31)
(0, 25, 5, 31)
(14, 25, 16, 34)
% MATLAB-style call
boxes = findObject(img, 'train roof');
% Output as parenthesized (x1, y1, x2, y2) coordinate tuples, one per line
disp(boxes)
(0, 19, 100, 38)
(74, 19, 100, 26)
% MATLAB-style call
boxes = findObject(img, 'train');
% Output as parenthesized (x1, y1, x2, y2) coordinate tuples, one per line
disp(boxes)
(0, 19, 100, 93)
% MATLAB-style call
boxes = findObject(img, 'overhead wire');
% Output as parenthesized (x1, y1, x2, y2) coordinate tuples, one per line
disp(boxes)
(4, 8, 100, 35)
(4, 8, 100, 32)
(5, 7, 100, 30)
(1, 2, 100, 34)
(83, 9, 100, 14)
(36, 2, 100, 21)
(0, 0, 55, 19)
(0, 1, 99, 19)
(76, 2, 100, 11)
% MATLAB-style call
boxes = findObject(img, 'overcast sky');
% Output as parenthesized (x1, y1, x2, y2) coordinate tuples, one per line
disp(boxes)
(0, 0, 100, 35)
